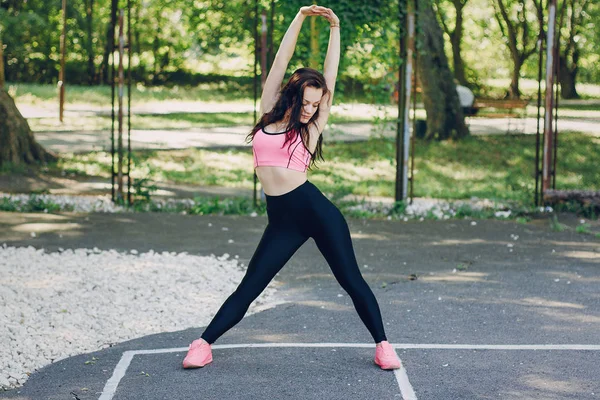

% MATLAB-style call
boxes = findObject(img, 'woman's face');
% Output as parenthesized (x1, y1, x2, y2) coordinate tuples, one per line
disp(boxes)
(300, 86, 324, 124)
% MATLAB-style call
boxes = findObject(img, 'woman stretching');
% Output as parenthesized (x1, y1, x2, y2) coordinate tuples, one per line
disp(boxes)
(183, 4, 401, 371)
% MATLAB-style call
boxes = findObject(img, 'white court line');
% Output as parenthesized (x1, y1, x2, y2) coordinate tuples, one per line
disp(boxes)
(98, 342, 600, 400)
(395, 366, 418, 400)
(99, 351, 135, 400)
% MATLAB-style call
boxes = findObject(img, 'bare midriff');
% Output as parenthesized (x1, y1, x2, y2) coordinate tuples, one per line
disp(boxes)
(255, 123, 318, 196)
(254, 124, 318, 196)
(255, 166, 308, 196)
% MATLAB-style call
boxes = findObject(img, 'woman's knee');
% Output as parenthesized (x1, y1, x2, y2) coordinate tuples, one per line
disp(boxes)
(336, 273, 370, 296)
(231, 284, 263, 305)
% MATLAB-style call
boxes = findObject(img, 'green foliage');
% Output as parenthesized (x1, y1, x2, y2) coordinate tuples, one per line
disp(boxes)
(0, 195, 70, 213)
(550, 200, 599, 220)
(549, 215, 567, 232)
(131, 195, 267, 216)
(575, 223, 592, 234)
(132, 178, 158, 204)
(2, 0, 600, 96)
(189, 196, 257, 215)
(26, 195, 61, 212)
(390, 200, 407, 215)
(0, 197, 19, 212)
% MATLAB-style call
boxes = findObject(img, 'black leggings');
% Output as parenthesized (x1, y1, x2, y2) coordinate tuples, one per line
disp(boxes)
(201, 180, 388, 344)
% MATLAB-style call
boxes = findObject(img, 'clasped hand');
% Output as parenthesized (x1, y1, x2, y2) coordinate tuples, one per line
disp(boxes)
(299, 5, 339, 26)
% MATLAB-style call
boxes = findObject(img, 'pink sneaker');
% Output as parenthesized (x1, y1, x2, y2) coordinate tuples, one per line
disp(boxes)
(374, 341, 402, 370)
(182, 338, 213, 369)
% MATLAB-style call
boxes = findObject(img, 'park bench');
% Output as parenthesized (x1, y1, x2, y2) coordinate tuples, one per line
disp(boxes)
(470, 98, 529, 118)
(468, 98, 530, 133)
(392, 82, 530, 134)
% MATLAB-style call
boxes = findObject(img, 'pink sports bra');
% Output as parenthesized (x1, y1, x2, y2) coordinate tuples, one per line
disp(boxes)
(253, 127, 312, 172)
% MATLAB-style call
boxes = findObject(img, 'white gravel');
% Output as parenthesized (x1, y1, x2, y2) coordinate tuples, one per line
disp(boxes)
(0, 245, 283, 391)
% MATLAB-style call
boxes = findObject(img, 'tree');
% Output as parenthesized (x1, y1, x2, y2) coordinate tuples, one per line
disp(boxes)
(0, 90, 57, 166)
(557, 0, 591, 99)
(417, 0, 469, 140)
(0, 8, 56, 166)
(278, 0, 395, 83)
(493, 0, 542, 99)
(433, 0, 470, 86)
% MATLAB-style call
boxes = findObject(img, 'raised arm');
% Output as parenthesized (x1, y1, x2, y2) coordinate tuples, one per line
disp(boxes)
(260, 5, 329, 115)
(313, 8, 340, 133)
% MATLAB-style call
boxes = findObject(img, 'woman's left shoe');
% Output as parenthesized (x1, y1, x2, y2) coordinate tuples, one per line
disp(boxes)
(374, 341, 402, 370)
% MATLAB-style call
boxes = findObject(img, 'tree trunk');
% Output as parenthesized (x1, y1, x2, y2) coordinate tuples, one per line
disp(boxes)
(99, 0, 118, 84)
(559, 55, 579, 99)
(417, 1, 469, 140)
(509, 56, 522, 99)
(0, 91, 57, 166)
(434, 0, 470, 86)
(153, 9, 161, 79)
(450, 31, 467, 86)
(450, 3, 468, 86)
(86, 0, 96, 84)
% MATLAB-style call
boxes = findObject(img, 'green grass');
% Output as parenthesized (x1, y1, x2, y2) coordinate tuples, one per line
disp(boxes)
(576, 224, 593, 234)
(7, 82, 254, 105)
(27, 113, 255, 132)
(43, 131, 598, 206)
(550, 215, 567, 232)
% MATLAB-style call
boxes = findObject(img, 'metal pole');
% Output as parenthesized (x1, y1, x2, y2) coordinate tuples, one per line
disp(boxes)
(534, 0, 545, 207)
(58, 0, 67, 122)
(534, 36, 544, 206)
(542, 0, 557, 194)
(552, 17, 560, 191)
(409, 0, 418, 204)
(395, 0, 407, 202)
(127, 0, 132, 205)
(110, 12, 116, 202)
(117, 9, 125, 199)
(402, 0, 415, 202)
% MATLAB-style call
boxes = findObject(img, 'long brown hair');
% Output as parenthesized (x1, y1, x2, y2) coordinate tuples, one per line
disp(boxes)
(246, 67, 328, 170)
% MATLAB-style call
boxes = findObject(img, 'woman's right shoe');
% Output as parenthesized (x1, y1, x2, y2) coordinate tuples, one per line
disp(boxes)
(182, 338, 213, 369)
(374, 341, 402, 370)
